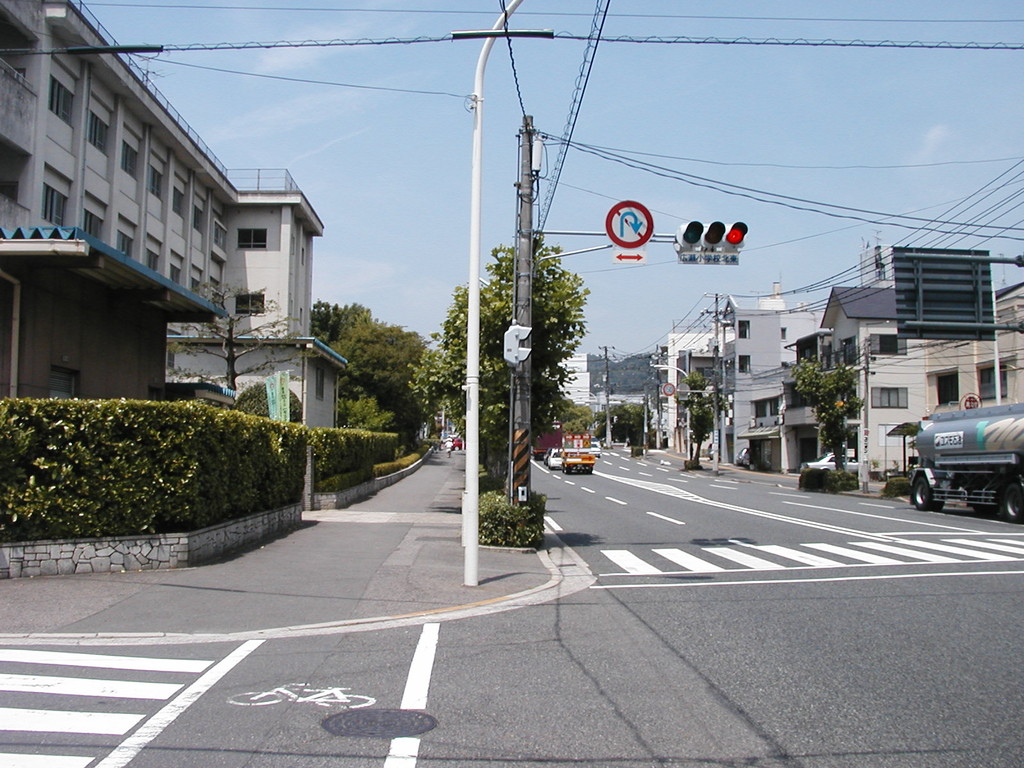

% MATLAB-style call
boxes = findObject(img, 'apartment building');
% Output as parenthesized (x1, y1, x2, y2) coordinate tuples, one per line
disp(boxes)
(0, 0, 344, 422)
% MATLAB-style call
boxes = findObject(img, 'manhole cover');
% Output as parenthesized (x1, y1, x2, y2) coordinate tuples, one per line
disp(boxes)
(322, 709, 438, 738)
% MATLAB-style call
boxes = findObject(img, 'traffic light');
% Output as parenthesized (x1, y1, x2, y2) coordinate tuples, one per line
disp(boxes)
(674, 221, 749, 255)
(503, 324, 532, 366)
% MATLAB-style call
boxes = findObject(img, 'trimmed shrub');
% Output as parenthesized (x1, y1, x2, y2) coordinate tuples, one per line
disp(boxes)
(478, 490, 546, 549)
(882, 476, 911, 498)
(308, 427, 399, 491)
(0, 399, 306, 542)
(683, 459, 702, 471)
(800, 467, 859, 493)
(234, 383, 303, 423)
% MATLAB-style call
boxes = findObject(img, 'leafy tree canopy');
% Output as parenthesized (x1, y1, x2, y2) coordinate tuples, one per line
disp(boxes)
(792, 359, 863, 468)
(311, 302, 427, 446)
(412, 241, 589, 473)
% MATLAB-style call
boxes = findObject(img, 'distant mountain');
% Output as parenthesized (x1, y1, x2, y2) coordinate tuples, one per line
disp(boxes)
(588, 353, 660, 396)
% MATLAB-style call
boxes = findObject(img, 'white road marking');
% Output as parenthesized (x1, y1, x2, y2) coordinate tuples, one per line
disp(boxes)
(605, 497, 627, 506)
(602, 550, 662, 575)
(592, 569, 1024, 590)
(0, 706, 143, 735)
(645, 511, 685, 525)
(0, 650, 212, 674)
(544, 516, 563, 532)
(0, 673, 182, 700)
(94, 640, 264, 768)
(652, 549, 724, 572)
(0, 755, 93, 768)
(384, 622, 440, 768)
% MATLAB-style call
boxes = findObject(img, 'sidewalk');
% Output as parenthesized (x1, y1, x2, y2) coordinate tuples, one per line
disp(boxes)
(0, 451, 562, 642)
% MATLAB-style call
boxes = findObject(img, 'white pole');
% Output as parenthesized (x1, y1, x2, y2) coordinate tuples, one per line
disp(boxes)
(463, 0, 527, 587)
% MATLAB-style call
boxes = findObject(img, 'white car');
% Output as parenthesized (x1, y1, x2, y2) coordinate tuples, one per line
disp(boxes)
(802, 453, 860, 472)
(544, 448, 563, 470)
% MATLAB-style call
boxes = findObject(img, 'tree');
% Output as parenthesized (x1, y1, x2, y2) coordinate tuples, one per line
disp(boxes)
(792, 359, 863, 469)
(170, 285, 295, 391)
(558, 400, 596, 435)
(680, 371, 716, 462)
(311, 302, 427, 447)
(412, 241, 589, 475)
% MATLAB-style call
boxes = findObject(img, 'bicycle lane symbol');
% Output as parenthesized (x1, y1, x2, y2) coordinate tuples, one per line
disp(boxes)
(228, 683, 376, 709)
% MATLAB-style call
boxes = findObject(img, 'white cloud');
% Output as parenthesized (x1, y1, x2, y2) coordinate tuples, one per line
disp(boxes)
(912, 125, 953, 163)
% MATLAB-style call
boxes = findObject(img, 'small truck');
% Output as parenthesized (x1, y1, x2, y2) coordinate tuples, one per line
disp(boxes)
(561, 433, 597, 474)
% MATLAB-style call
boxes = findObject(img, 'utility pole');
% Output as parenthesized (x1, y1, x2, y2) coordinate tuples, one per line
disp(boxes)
(711, 294, 721, 476)
(509, 114, 536, 504)
(601, 346, 614, 447)
(861, 338, 871, 493)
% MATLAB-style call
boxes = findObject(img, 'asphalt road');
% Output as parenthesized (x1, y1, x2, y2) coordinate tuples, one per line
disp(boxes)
(4, 449, 1024, 766)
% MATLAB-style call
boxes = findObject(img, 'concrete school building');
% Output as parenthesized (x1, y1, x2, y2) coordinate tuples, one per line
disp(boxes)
(0, 0, 344, 423)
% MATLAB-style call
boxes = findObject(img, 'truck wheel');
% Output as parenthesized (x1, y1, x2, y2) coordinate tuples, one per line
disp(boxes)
(1000, 483, 1024, 524)
(911, 476, 944, 512)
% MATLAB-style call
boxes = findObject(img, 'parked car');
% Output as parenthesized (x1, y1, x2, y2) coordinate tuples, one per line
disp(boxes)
(451, 436, 463, 450)
(544, 448, 563, 470)
(735, 447, 751, 468)
(802, 453, 860, 472)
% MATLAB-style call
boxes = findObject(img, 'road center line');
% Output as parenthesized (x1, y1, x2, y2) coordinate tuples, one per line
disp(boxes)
(646, 511, 686, 525)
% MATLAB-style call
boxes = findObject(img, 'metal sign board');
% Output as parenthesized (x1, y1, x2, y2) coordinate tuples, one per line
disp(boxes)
(677, 251, 739, 266)
(605, 201, 654, 249)
(893, 247, 993, 340)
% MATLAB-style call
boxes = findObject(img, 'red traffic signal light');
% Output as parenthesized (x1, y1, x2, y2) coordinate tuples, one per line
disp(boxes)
(726, 222, 748, 246)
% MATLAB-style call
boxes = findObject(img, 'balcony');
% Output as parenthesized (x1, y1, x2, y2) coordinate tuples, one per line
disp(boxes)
(0, 60, 35, 153)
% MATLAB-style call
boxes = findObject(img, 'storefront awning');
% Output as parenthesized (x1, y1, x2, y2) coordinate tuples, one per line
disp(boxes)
(738, 425, 780, 440)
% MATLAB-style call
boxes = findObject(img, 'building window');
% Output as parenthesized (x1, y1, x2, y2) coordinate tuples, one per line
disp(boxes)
(49, 367, 78, 399)
(116, 231, 134, 258)
(754, 398, 779, 417)
(979, 365, 1008, 400)
(235, 292, 265, 315)
(121, 142, 138, 177)
(48, 77, 73, 123)
(172, 187, 184, 216)
(737, 355, 751, 373)
(871, 387, 908, 408)
(315, 367, 325, 400)
(780, 327, 787, 340)
(192, 205, 204, 231)
(82, 210, 103, 238)
(841, 336, 859, 365)
(87, 112, 108, 152)
(146, 249, 160, 270)
(147, 165, 163, 198)
(213, 222, 227, 248)
(936, 373, 959, 406)
(237, 228, 268, 248)
(870, 334, 907, 356)
(42, 184, 67, 225)
(738, 320, 750, 339)
(169, 264, 181, 283)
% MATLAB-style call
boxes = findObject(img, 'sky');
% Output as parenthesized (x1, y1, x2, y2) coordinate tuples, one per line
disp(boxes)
(86, 1, 1024, 361)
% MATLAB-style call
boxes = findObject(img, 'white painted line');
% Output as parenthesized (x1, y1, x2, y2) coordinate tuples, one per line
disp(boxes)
(0, 673, 182, 700)
(948, 539, 1024, 556)
(0, 754, 93, 768)
(802, 543, 904, 565)
(544, 516, 563, 532)
(639, 472, 653, 477)
(744, 545, 843, 568)
(0, 649, 212, 673)
(657, 467, 670, 472)
(703, 547, 785, 570)
(94, 639, 264, 768)
(400, 622, 439, 710)
(605, 497, 627, 506)
(601, 550, 662, 575)
(591, 569, 1024, 591)
(0, 707, 143, 735)
(384, 622, 440, 768)
(652, 548, 725, 572)
(848, 541, 959, 564)
(858, 502, 899, 509)
(645, 511, 685, 526)
(582, 487, 595, 494)
(563, 480, 576, 486)
(710, 484, 737, 490)
(897, 539, 1015, 561)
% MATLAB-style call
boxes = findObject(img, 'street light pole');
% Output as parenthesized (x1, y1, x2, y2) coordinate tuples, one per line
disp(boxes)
(458, 0, 533, 588)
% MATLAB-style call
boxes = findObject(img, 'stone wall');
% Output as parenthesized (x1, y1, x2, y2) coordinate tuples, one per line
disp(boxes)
(0, 503, 301, 579)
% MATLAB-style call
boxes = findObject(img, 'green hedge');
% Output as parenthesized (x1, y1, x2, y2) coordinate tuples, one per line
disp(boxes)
(478, 490, 546, 549)
(799, 467, 860, 493)
(0, 399, 306, 542)
(308, 427, 399, 491)
(882, 476, 911, 498)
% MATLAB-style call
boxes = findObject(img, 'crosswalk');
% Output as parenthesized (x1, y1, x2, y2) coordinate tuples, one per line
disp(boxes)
(0, 648, 215, 767)
(600, 537, 1024, 576)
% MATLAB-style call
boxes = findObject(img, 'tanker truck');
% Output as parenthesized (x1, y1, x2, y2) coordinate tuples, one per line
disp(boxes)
(910, 402, 1024, 522)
